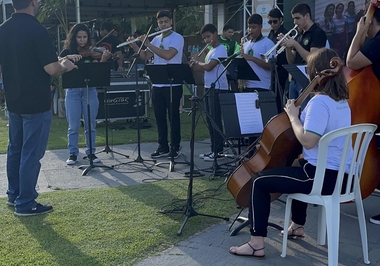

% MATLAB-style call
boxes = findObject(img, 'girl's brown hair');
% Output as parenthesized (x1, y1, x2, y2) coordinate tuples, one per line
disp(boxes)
(307, 48, 349, 101)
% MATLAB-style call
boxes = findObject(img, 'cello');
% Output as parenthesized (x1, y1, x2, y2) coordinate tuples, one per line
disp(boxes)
(345, 0, 380, 199)
(227, 58, 343, 207)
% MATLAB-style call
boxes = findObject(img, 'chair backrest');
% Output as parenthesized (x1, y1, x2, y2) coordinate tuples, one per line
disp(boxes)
(309, 123, 377, 202)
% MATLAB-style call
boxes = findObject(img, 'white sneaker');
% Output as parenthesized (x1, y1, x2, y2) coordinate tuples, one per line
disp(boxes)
(66, 154, 77, 165)
(203, 152, 224, 162)
(199, 151, 212, 159)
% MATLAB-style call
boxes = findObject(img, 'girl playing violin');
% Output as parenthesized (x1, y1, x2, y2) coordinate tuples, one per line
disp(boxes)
(229, 48, 351, 258)
(59, 23, 111, 165)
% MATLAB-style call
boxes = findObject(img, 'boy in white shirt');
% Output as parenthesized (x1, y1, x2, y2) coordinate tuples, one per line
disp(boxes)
(190, 24, 228, 162)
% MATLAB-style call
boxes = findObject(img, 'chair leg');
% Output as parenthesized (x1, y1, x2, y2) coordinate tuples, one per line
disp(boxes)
(281, 197, 293, 258)
(317, 205, 326, 245)
(325, 203, 340, 266)
(355, 195, 370, 264)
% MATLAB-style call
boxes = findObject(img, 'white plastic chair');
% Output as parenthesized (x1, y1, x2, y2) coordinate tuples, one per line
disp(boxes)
(281, 123, 377, 266)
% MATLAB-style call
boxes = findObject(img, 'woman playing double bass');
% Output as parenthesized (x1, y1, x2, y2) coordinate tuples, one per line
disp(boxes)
(229, 48, 352, 258)
(346, 5, 380, 225)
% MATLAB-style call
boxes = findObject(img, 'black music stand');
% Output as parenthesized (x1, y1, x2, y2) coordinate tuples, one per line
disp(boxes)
(157, 64, 229, 235)
(282, 64, 309, 89)
(145, 64, 191, 172)
(62, 62, 113, 176)
(221, 57, 260, 82)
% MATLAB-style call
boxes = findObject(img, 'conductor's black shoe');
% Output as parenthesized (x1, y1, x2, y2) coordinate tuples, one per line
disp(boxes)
(14, 203, 53, 217)
(151, 146, 170, 158)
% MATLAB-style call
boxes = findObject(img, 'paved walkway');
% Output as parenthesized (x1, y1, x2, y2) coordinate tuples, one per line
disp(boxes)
(1, 140, 379, 266)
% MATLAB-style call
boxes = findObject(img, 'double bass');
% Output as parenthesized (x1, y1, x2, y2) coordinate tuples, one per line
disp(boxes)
(345, 0, 380, 199)
(227, 58, 343, 207)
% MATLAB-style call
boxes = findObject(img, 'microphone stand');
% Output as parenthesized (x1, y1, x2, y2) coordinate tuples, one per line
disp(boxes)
(112, 25, 156, 171)
(199, 56, 238, 178)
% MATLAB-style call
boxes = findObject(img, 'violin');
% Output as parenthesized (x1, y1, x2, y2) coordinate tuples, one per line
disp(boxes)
(78, 46, 118, 61)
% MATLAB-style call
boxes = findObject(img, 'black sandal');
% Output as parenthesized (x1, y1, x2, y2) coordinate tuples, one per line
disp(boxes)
(281, 226, 305, 239)
(229, 242, 265, 258)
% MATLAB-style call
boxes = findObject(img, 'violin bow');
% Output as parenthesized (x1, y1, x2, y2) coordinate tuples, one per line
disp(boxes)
(95, 29, 115, 47)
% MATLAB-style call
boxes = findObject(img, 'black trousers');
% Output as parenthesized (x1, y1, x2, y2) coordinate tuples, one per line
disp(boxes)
(152, 85, 183, 149)
(248, 158, 342, 237)
(204, 88, 228, 154)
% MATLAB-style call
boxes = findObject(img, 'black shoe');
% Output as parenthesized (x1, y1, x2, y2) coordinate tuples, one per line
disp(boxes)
(14, 203, 53, 217)
(87, 154, 100, 163)
(151, 146, 169, 158)
(168, 148, 181, 159)
(66, 154, 77, 165)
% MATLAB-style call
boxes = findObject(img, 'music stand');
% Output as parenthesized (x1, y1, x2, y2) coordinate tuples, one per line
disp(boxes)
(282, 64, 309, 89)
(156, 64, 229, 235)
(145, 64, 192, 172)
(221, 57, 260, 82)
(62, 62, 113, 176)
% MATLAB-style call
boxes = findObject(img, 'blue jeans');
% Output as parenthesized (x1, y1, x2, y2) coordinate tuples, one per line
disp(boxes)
(288, 80, 310, 111)
(65, 88, 99, 156)
(6, 110, 52, 211)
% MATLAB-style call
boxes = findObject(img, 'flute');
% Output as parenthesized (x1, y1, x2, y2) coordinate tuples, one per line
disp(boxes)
(117, 27, 173, 48)
(189, 40, 212, 67)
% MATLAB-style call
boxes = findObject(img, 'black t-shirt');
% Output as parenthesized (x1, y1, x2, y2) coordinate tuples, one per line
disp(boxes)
(361, 31, 380, 82)
(0, 13, 58, 114)
(268, 25, 288, 70)
(99, 34, 121, 70)
(294, 23, 327, 64)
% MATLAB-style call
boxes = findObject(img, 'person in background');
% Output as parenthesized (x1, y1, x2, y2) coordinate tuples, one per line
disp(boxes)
(0, 0, 77, 216)
(316, 4, 335, 46)
(218, 24, 240, 92)
(99, 21, 124, 71)
(332, 3, 348, 60)
(241, 14, 275, 91)
(267, 8, 289, 108)
(128, 10, 184, 159)
(345, 1, 357, 45)
(218, 24, 240, 57)
(346, 6, 380, 226)
(59, 23, 111, 165)
(190, 23, 228, 162)
(282, 3, 327, 110)
(229, 48, 352, 259)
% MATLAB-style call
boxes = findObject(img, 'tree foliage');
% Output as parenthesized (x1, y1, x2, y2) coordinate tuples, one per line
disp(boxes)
(37, 0, 74, 34)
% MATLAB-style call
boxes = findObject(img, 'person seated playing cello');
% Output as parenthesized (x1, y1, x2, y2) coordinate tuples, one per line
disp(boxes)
(229, 48, 352, 258)
(346, 4, 380, 225)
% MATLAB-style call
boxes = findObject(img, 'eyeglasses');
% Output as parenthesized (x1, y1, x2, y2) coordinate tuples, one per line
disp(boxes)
(268, 20, 278, 25)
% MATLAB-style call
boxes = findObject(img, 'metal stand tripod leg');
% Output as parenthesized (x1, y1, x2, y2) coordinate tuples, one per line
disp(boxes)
(160, 95, 229, 236)
(79, 81, 113, 176)
(95, 87, 129, 158)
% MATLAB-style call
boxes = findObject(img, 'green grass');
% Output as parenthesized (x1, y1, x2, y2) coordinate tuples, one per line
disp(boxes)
(0, 102, 210, 154)
(0, 178, 237, 266)
(0, 102, 237, 265)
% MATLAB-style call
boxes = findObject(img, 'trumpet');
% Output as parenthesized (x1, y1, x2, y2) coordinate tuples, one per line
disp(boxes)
(117, 27, 172, 48)
(260, 25, 298, 62)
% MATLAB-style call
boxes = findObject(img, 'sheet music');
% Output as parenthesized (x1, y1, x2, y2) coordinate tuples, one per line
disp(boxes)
(235, 93, 264, 134)
(297, 65, 308, 78)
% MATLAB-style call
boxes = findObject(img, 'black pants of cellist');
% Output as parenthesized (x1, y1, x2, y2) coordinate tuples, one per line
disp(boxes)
(248, 158, 342, 237)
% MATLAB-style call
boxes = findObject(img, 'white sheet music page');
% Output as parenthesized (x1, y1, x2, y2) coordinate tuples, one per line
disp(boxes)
(296, 65, 308, 78)
(235, 93, 264, 134)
